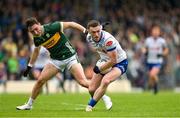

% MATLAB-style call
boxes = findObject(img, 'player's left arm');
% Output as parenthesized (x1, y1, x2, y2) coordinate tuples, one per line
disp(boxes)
(161, 39, 169, 57)
(100, 50, 117, 72)
(61, 22, 86, 33)
(162, 46, 169, 57)
(99, 39, 117, 72)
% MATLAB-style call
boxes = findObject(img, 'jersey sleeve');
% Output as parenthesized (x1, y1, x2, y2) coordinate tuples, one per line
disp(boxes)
(105, 38, 116, 51)
(59, 22, 63, 32)
(49, 21, 61, 32)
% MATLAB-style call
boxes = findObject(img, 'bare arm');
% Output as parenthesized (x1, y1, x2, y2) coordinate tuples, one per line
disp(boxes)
(28, 46, 40, 66)
(99, 50, 117, 71)
(162, 47, 169, 56)
(62, 22, 86, 33)
(28, 32, 41, 66)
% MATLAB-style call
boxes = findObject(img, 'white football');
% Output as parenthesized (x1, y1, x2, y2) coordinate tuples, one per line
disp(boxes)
(96, 59, 112, 74)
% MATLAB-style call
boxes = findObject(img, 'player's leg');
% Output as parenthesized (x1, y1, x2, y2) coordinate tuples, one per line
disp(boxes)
(94, 68, 121, 101)
(55, 72, 65, 93)
(88, 73, 102, 96)
(16, 63, 59, 110)
(88, 73, 112, 110)
(32, 69, 41, 79)
(44, 82, 49, 94)
(31, 63, 58, 99)
(3, 79, 7, 93)
(149, 67, 160, 94)
(86, 67, 122, 111)
(69, 63, 89, 88)
(32, 69, 44, 93)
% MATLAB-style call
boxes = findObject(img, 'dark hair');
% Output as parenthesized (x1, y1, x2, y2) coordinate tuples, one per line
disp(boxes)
(87, 20, 100, 29)
(25, 17, 39, 28)
(151, 24, 161, 30)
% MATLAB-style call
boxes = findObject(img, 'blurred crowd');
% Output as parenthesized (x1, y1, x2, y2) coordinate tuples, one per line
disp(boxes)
(0, 0, 180, 89)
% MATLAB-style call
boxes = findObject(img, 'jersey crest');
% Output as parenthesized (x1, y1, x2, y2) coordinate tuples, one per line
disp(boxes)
(106, 41, 113, 46)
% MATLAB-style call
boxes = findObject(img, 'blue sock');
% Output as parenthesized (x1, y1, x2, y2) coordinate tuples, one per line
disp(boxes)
(88, 98, 97, 107)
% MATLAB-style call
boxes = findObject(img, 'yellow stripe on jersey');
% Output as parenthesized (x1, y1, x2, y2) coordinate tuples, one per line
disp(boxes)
(41, 32, 61, 49)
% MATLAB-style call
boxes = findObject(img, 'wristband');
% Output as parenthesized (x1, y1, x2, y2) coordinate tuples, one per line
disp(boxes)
(83, 28, 87, 33)
(28, 63, 33, 67)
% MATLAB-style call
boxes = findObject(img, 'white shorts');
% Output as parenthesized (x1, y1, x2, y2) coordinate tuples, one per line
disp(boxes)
(49, 54, 79, 72)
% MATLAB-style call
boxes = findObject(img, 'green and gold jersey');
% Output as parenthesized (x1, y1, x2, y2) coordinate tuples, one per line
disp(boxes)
(33, 21, 76, 60)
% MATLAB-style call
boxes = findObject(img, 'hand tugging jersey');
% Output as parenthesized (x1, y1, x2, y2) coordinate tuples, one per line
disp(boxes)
(33, 22, 76, 60)
(86, 30, 127, 63)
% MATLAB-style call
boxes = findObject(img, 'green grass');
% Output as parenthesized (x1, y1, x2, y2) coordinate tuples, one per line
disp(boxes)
(0, 92, 180, 117)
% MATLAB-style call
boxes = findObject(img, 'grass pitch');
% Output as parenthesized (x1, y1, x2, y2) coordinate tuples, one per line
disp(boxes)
(0, 92, 180, 117)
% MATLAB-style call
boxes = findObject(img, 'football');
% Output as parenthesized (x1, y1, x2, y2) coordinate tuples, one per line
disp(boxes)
(96, 59, 112, 74)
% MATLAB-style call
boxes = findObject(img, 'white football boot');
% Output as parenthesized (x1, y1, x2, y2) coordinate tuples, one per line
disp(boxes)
(16, 103, 32, 110)
(85, 105, 93, 112)
(102, 95, 112, 110)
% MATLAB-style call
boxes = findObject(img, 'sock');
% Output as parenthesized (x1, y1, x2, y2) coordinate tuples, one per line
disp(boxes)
(153, 82, 158, 94)
(27, 97, 34, 106)
(88, 98, 97, 107)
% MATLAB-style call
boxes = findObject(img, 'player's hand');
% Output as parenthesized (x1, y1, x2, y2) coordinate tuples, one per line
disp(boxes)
(145, 52, 148, 57)
(23, 66, 32, 77)
(157, 53, 163, 58)
(83, 29, 88, 35)
(84, 30, 88, 35)
(93, 66, 101, 74)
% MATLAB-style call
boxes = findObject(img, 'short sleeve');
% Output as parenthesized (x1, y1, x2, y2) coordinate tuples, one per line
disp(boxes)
(59, 22, 63, 32)
(46, 21, 61, 33)
(105, 38, 116, 51)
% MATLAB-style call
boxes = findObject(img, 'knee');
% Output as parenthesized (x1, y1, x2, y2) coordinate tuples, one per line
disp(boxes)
(88, 87, 96, 95)
(37, 77, 46, 86)
(101, 79, 111, 87)
(149, 73, 156, 79)
(79, 79, 89, 88)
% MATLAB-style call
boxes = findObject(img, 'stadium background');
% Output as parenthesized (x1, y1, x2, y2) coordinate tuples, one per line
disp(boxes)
(0, 0, 180, 117)
(0, 0, 180, 92)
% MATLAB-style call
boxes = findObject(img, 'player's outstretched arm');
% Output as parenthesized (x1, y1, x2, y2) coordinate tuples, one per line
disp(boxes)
(62, 22, 86, 33)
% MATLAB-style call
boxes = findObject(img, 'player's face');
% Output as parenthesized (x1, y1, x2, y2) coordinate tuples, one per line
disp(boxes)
(152, 26, 161, 38)
(28, 23, 42, 36)
(89, 26, 101, 41)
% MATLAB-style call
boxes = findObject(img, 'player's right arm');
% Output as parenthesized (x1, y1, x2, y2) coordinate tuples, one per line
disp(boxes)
(28, 46, 41, 66)
(28, 32, 41, 66)
(23, 33, 41, 77)
(23, 46, 40, 77)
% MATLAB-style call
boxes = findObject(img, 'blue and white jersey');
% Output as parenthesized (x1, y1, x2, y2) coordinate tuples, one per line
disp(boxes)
(145, 36, 167, 64)
(31, 45, 50, 68)
(86, 30, 127, 63)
